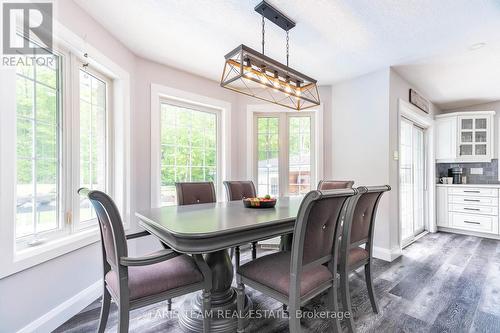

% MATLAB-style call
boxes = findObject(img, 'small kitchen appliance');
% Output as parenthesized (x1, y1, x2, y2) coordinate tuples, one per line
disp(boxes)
(448, 167, 463, 184)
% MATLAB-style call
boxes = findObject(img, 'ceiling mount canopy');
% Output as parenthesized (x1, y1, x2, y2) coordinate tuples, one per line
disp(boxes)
(220, 0, 320, 111)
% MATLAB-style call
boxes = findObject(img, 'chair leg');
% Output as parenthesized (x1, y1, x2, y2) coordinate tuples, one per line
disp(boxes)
(167, 298, 172, 311)
(117, 300, 129, 333)
(236, 277, 246, 332)
(340, 270, 356, 333)
(97, 288, 111, 333)
(288, 303, 301, 333)
(251, 242, 257, 260)
(202, 289, 212, 333)
(327, 285, 342, 333)
(365, 263, 379, 314)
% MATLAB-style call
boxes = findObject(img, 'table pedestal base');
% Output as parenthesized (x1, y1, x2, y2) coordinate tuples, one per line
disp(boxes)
(179, 249, 252, 333)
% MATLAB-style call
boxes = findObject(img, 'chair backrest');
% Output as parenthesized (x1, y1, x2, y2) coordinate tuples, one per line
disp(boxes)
(78, 188, 127, 270)
(290, 189, 357, 275)
(223, 180, 257, 201)
(342, 185, 391, 255)
(317, 180, 355, 190)
(175, 182, 216, 205)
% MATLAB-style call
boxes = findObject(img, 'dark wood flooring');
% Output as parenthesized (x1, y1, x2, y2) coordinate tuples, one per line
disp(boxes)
(54, 232, 500, 332)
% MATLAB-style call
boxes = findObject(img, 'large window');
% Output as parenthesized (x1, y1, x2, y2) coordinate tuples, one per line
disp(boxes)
(160, 101, 219, 206)
(255, 113, 315, 197)
(14, 48, 111, 247)
(16, 54, 61, 239)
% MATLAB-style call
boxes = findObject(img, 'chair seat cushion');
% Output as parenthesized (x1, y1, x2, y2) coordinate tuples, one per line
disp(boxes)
(105, 254, 203, 300)
(237, 251, 333, 297)
(336, 247, 369, 267)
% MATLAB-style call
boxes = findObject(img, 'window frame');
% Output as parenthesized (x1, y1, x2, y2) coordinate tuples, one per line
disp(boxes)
(71, 57, 114, 231)
(253, 112, 317, 197)
(150, 84, 232, 208)
(0, 25, 131, 278)
(158, 98, 221, 206)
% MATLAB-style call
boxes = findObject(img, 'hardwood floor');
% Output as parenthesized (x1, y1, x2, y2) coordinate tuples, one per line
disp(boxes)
(54, 232, 500, 332)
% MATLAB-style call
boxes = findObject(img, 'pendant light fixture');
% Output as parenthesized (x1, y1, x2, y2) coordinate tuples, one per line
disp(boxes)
(220, 1, 320, 111)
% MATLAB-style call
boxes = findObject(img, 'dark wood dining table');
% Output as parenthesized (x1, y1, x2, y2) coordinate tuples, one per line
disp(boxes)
(135, 196, 302, 333)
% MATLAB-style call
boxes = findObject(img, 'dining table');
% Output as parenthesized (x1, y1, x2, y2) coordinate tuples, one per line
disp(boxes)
(135, 196, 302, 333)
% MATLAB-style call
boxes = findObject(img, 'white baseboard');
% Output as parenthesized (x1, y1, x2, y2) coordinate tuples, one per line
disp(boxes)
(373, 246, 401, 262)
(18, 280, 102, 333)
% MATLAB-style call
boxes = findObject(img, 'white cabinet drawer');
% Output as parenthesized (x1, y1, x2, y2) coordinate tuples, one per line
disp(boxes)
(448, 187, 498, 197)
(448, 195, 499, 206)
(449, 204, 498, 216)
(449, 212, 498, 234)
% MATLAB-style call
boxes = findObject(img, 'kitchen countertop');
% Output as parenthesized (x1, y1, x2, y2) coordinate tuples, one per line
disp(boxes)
(436, 183, 500, 188)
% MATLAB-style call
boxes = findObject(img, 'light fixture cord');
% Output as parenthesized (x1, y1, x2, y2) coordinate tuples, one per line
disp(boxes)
(286, 30, 289, 67)
(261, 13, 265, 55)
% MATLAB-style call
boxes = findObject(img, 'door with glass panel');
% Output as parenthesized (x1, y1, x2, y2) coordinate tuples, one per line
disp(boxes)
(400, 118, 426, 245)
(255, 113, 315, 197)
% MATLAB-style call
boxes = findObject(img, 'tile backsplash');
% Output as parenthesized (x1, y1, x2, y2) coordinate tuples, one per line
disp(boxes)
(436, 159, 499, 184)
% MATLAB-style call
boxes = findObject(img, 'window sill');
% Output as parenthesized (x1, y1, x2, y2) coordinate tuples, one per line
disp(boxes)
(0, 228, 101, 279)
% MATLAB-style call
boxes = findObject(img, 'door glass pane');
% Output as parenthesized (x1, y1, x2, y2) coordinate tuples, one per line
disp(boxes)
(475, 131, 487, 143)
(475, 144, 487, 156)
(399, 120, 413, 241)
(79, 70, 107, 223)
(475, 118, 487, 130)
(160, 103, 218, 206)
(15, 54, 61, 239)
(461, 119, 473, 130)
(413, 127, 425, 233)
(256, 117, 279, 197)
(288, 116, 311, 195)
(460, 145, 473, 156)
(461, 131, 472, 142)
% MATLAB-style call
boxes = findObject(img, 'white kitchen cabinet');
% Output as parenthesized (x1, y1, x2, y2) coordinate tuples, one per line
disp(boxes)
(435, 111, 495, 163)
(436, 184, 500, 236)
(436, 186, 448, 227)
(435, 116, 457, 161)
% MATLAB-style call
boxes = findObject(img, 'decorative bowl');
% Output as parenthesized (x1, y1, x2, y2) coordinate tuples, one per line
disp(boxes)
(243, 197, 277, 208)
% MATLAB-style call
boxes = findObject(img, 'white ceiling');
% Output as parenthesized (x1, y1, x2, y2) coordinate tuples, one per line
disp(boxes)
(74, 0, 500, 109)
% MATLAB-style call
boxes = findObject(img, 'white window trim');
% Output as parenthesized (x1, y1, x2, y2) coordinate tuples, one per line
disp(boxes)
(246, 103, 324, 195)
(0, 21, 131, 279)
(150, 84, 232, 207)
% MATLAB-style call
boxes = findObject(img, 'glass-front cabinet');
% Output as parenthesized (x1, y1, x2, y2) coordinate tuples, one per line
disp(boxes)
(458, 115, 491, 160)
(435, 111, 495, 163)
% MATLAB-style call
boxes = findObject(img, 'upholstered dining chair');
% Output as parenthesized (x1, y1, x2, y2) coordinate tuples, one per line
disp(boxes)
(338, 185, 391, 333)
(223, 180, 259, 260)
(317, 180, 355, 190)
(236, 188, 358, 333)
(78, 188, 212, 333)
(175, 181, 216, 205)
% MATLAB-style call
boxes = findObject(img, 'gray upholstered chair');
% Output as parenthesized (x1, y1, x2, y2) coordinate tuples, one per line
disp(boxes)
(223, 180, 259, 259)
(175, 181, 216, 205)
(236, 188, 358, 333)
(338, 185, 390, 333)
(317, 180, 355, 190)
(78, 188, 212, 333)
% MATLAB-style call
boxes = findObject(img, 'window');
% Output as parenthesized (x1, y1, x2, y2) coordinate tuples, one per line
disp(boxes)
(254, 112, 315, 197)
(13, 48, 112, 248)
(78, 69, 108, 226)
(159, 101, 219, 206)
(16, 54, 61, 240)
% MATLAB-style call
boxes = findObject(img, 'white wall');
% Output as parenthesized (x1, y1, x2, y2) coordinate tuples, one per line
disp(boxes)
(331, 69, 392, 254)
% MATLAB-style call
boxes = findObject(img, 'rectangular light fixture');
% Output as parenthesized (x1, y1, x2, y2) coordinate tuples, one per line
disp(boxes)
(221, 44, 320, 111)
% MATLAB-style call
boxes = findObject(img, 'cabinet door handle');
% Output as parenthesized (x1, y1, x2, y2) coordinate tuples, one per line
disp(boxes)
(464, 208, 480, 211)
(464, 199, 480, 202)
(464, 190, 480, 193)
(464, 221, 481, 225)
